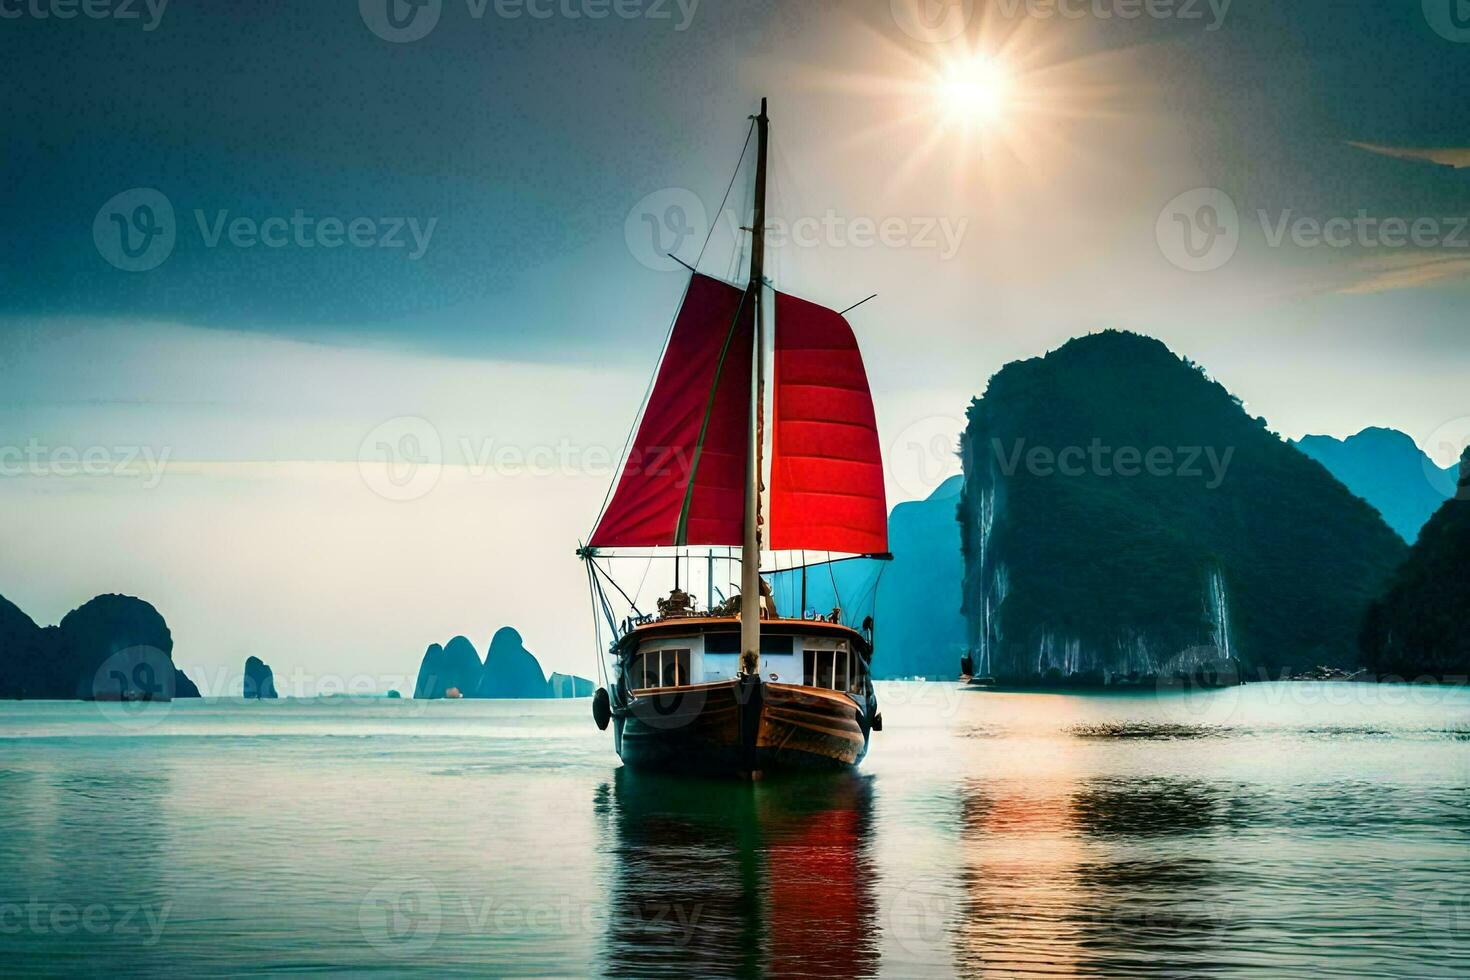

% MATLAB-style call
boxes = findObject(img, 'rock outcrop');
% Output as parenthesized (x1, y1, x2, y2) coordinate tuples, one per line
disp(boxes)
(413, 643, 446, 699)
(476, 627, 549, 699)
(0, 593, 200, 699)
(412, 627, 588, 698)
(0, 596, 45, 699)
(441, 636, 484, 694)
(548, 672, 595, 698)
(413, 638, 483, 699)
(243, 656, 278, 699)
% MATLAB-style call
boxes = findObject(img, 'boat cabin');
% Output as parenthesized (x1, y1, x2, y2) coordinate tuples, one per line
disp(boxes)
(615, 617, 872, 695)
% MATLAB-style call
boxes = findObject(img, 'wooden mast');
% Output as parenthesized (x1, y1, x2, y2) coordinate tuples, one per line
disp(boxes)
(740, 97, 768, 677)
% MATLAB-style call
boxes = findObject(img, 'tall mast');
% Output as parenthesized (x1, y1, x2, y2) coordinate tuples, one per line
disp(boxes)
(740, 97, 769, 677)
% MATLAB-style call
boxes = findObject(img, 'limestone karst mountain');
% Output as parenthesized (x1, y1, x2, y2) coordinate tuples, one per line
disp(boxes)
(0, 593, 200, 700)
(243, 655, 278, 699)
(1294, 427, 1458, 543)
(957, 331, 1406, 683)
(412, 627, 593, 699)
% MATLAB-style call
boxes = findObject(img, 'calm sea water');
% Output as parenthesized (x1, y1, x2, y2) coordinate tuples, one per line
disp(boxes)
(1, 682, 1468, 978)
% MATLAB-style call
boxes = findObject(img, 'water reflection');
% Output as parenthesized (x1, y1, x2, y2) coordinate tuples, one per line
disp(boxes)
(1071, 778, 1232, 838)
(598, 769, 879, 978)
(3, 763, 176, 971)
(954, 775, 1240, 978)
(2, 689, 1467, 977)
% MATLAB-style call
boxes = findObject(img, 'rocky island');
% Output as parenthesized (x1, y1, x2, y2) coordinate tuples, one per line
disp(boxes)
(413, 626, 594, 699)
(243, 655, 278, 699)
(0, 593, 200, 700)
(956, 331, 1407, 685)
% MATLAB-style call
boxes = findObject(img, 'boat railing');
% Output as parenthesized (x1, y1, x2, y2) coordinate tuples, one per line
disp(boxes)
(618, 607, 849, 635)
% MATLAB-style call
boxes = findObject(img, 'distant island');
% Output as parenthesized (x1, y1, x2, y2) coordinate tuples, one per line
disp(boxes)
(243, 655, 278, 699)
(413, 626, 593, 699)
(770, 476, 966, 679)
(956, 330, 1407, 685)
(0, 593, 200, 700)
(1294, 427, 1458, 543)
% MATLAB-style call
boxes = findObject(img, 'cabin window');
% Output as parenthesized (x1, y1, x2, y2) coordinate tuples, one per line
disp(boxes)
(706, 633, 793, 656)
(705, 633, 740, 655)
(630, 648, 691, 690)
(803, 644, 852, 691)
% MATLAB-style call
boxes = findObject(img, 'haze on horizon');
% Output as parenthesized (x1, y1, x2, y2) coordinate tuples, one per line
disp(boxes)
(2, 0, 1467, 688)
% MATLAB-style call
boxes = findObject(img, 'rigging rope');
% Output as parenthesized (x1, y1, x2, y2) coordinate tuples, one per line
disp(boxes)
(586, 560, 611, 689)
(631, 554, 655, 609)
(697, 118, 755, 271)
(827, 551, 841, 622)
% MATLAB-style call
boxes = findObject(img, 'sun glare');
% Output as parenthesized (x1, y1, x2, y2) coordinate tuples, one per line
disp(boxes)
(809, 20, 1133, 192)
(937, 56, 1011, 128)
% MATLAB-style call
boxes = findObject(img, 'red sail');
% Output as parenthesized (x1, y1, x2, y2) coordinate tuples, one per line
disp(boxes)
(769, 291, 888, 554)
(589, 274, 753, 548)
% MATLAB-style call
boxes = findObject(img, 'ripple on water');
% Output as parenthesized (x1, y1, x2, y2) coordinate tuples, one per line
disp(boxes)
(1069, 722, 1229, 740)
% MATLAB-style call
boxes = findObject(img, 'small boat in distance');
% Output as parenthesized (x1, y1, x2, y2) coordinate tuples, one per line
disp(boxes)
(579, 99, 891, 777)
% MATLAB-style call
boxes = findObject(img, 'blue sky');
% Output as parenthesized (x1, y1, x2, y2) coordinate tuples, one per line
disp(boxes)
(2, 0, 1468, 687)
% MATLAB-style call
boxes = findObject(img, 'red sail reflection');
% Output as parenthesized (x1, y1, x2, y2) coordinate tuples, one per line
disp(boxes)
(767, 803, 870, 974)
(599, 770, 878, 978)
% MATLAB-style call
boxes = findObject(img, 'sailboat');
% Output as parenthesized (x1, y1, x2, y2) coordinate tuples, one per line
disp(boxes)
(579, 99, 890, 776)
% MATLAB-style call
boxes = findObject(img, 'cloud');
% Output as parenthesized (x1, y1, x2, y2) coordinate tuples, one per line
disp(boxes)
(1343, 141, 1470, 169)
(1335, 254, 1470, 295)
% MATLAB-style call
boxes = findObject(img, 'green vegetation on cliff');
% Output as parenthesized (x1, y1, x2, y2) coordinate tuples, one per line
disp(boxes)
(958, 331, 1406, 681)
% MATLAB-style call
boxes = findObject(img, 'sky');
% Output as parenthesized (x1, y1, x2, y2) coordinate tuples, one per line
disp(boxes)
(2, 0, 1468, 690)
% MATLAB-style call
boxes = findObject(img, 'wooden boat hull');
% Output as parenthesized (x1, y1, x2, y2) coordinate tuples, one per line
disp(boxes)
(615, 677, 870, 776)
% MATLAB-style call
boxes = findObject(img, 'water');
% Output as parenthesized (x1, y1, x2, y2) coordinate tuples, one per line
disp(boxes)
(1, 682, 1468, 978)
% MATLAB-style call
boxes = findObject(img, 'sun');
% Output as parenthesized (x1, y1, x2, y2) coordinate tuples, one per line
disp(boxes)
(935, 55, 1011, 129)
(808, 22, 1130, 191)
